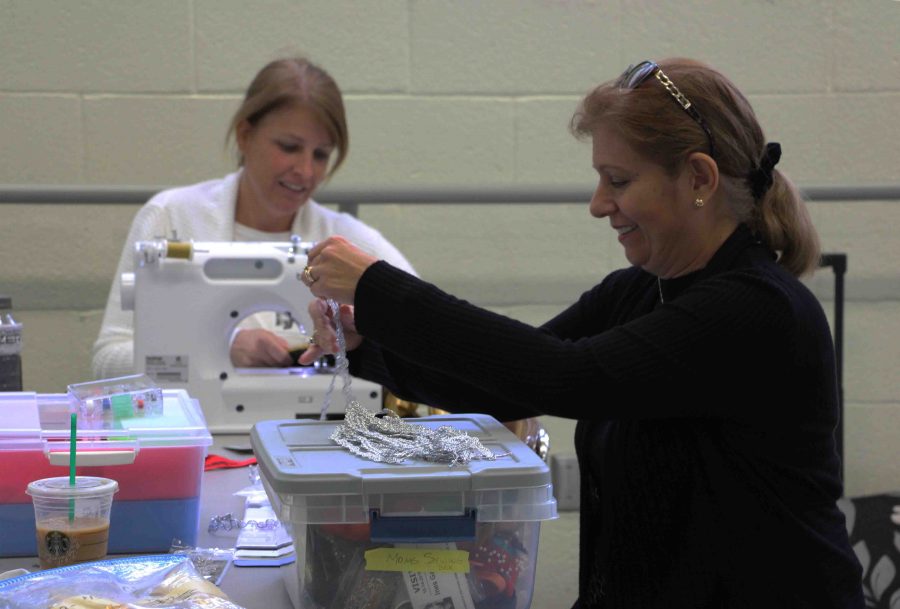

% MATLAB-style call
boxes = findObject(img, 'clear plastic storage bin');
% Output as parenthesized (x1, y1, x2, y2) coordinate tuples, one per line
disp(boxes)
(68, 374, 165, 420)
(251, 414, 558, 609)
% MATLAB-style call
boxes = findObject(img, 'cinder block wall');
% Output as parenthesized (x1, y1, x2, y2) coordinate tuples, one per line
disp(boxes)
(2, 2, 899, 605)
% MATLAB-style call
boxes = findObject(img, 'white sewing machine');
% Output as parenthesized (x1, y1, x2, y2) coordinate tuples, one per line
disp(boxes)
(120, 237, 382, 433)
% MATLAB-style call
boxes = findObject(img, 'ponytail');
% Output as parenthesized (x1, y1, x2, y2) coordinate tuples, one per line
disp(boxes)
(753, 171, 820, 277)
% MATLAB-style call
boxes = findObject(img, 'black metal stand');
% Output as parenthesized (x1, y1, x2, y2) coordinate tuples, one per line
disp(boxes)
(818, 253, 847, 482)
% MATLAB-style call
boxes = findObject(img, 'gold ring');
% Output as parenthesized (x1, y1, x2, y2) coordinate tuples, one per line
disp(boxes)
(303, 265, 317, 285)
(309, 331, 318, 347)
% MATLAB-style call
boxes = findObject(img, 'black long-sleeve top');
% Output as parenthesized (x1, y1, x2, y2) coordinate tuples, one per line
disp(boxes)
(349, 224, 864, 608)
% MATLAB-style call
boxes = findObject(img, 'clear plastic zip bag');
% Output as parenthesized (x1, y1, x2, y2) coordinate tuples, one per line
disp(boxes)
(0, 554, 246, 609)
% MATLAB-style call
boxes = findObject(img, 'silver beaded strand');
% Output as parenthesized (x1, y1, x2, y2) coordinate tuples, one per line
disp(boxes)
(321, 299, 502, 466)
(319, 298, 355, 420)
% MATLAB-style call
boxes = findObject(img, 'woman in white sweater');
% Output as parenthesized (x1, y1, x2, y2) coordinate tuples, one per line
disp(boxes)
(92, 57, 414, 379)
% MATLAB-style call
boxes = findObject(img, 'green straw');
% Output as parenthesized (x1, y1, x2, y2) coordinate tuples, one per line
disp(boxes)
(69, 412, 77, 522)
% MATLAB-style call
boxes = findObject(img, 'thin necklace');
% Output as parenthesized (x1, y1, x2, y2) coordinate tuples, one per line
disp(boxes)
(657, 277, 664, 303)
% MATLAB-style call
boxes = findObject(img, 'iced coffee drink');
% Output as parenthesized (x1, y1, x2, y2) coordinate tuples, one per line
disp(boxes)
(26, 476, 118, 569)
(35, 516, 111, 568)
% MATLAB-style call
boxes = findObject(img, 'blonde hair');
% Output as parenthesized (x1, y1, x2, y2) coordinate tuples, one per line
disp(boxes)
(226, 57, 349, 177)
(571, 58, 820, 276)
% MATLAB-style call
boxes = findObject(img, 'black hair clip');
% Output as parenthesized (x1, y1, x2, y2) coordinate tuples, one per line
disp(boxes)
(747, 142, 782, 200)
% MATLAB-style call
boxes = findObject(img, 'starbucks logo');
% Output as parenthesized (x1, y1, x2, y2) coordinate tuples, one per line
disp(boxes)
(45, 530, 71, 557)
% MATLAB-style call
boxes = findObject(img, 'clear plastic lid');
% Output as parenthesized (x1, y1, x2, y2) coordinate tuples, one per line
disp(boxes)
(26, 476, 119, 499)
(0, 388, 211, 451)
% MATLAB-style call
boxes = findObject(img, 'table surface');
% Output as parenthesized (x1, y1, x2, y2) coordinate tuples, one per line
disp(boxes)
(0, 434, 293, 609)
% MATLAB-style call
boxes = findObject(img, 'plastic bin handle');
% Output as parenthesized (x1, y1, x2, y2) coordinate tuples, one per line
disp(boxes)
(48, 450, 136, 466)
(369, 508, 477, 543)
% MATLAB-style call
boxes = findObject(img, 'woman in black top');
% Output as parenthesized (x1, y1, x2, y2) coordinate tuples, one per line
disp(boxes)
(299, 58, 864, 608)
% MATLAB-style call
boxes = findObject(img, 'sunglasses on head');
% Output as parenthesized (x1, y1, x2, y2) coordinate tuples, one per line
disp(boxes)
(617, 60, 716, 159)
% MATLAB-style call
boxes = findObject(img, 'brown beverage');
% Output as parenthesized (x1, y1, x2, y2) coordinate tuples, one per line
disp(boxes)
(286, 335, 312, 366)
(35, 516, 110, 569)
(27, 476, 118, 569)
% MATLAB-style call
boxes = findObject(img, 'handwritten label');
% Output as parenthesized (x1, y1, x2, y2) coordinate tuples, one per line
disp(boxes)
(364, 548, 470, 573)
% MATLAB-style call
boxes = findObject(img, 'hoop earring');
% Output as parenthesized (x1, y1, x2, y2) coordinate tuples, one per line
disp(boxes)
(694, 197, 704, 208)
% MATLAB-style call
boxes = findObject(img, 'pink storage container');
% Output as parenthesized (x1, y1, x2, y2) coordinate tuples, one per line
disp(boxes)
(0, 389, 211, 556)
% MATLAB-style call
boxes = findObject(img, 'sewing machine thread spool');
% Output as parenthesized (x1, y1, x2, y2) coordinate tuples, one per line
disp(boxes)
(166, 242, 193, 260)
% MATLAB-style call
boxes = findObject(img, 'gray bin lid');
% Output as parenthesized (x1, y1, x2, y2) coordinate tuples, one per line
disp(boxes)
(251, 413, 552, 497)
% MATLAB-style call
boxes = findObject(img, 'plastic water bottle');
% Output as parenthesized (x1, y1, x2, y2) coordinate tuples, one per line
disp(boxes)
(0, 295, 23, 391)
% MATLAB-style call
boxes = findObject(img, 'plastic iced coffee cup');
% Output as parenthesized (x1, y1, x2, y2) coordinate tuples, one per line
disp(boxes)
(26, 476, 118, 569)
